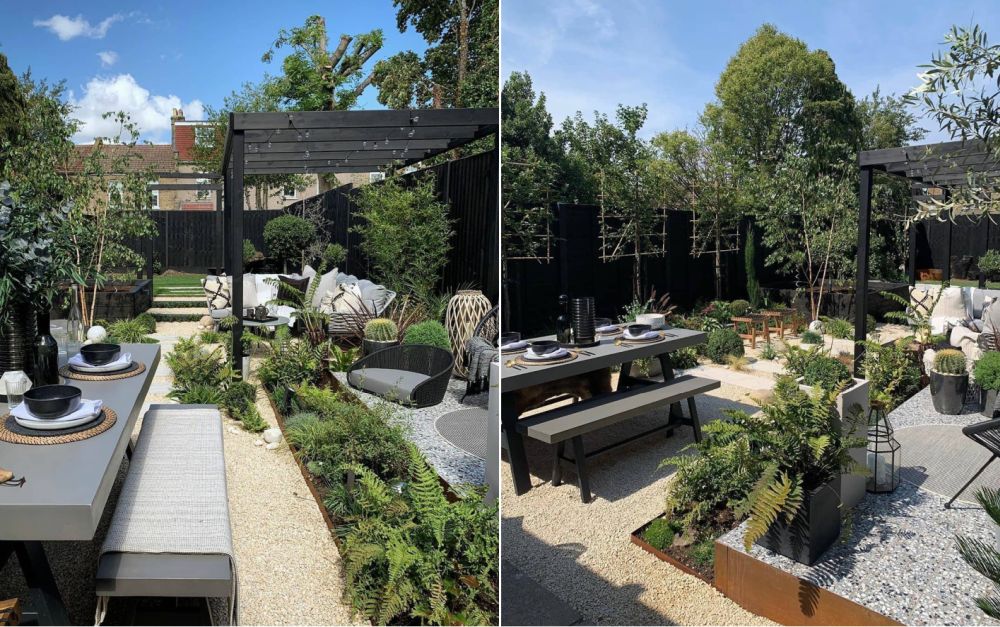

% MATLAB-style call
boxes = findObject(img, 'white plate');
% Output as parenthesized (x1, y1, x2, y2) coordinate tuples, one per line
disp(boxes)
(69, 360, 132, 374)
(14, 410, 102, 431)
(523, 348, 569, 361)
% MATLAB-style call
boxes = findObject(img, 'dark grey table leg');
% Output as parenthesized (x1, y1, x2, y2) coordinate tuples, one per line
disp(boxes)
(617, 361, 633, 392)
(658, 354, 685, 420)
(571, 437, 592, 503)
(551, 441, 565, 486)
(8, 540, 70, 626)
(501, 393, 532, 495)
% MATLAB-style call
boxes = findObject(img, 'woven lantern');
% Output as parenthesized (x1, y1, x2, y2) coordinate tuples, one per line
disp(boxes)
(445, 290, 491, 378)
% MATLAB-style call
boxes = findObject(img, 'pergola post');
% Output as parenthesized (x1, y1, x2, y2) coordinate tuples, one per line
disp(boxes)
(230, 124, 245, 373)
(854, 166, 874, 371)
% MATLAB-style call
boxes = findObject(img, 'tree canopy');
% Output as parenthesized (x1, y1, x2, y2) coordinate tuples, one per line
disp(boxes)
(374, 0, 498, 109)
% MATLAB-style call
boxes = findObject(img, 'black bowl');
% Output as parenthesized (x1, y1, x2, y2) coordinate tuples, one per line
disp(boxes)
(626, 323, 652, 337)
(24, 385, 82, 419)
(529, 340, 560, 355)
(80, 343, 121, 366)
(501, 332, 522, 345)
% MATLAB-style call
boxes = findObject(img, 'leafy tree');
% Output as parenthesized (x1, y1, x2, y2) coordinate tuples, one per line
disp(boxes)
(0, 70, 77, 321)
(60, 114, 158, 326)
(653, 129, 740, 299)
(262, 15, 384, 111)
(756, 147, 856, 321)
(857, 89, 925, 279)
(906, 25, 1000, 220)
(703, 24, 858, 198)
(353, 173, 453, 299)
(557, 105, 667, 300)
(373, 0, 498, 109)
(264, 214, 315, 272)
(0, 53, 25, 171)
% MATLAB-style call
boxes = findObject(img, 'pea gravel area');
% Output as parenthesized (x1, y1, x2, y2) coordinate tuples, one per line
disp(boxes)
(500, 379, 776, 626)
(1, 321, 362, 626)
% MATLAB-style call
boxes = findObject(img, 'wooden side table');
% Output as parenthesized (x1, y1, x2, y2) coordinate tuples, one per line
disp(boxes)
(732, 315, 769, 349)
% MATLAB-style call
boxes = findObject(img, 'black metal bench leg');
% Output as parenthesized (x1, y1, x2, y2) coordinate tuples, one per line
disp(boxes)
(552, 441, 565, 486)
(126, 438, 135, 460)
(571, 436, 591, 503)
(687, 397, 703, 443)
(659, 354, 685, 420)
(947, 454, 996, 508)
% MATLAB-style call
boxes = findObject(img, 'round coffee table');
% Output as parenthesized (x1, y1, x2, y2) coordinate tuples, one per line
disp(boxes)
(242, 316, 290, 334)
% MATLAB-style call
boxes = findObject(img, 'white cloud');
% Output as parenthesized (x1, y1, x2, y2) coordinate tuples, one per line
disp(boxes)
(33, 13, 122, 41)
(68, 74, 204, 144)
(97, 51, 118, 68)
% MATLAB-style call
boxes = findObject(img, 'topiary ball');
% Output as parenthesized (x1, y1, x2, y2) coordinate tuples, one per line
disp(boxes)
(643, 518, 676, 551)
(706, 328, 745, 364)
(402, 320, 451, 351)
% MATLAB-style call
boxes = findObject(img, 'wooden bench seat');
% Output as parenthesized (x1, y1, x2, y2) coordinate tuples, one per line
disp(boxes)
(517, 375, 720, 502)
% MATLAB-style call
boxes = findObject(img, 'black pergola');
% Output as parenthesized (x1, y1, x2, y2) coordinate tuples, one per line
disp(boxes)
(220, 108, 498, 371)
(855, 138, 1000, 367)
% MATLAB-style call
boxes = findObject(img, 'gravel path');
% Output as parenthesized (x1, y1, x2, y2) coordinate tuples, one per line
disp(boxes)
(1, 321, 361, 625)
(501, 379, 775, 626)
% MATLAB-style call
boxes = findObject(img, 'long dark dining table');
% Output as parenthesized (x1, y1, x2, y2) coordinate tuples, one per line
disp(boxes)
(0, 343, 160, 625)
(500, 328, 707, 495)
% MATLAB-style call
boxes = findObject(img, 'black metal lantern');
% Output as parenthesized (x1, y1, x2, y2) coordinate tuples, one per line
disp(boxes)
(866, 400, 901, 493)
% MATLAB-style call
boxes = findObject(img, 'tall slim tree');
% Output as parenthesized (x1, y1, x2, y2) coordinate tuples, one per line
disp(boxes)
(373, 0, 498, 109)
(653, 129, 740, 299)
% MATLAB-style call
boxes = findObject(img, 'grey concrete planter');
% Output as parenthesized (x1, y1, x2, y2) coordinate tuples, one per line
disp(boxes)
(362, 338, 398, 356)
(798, 377, 869, 509)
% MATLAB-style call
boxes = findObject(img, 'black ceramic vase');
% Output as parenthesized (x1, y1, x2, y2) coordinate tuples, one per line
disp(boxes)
(0, 301, 37, 389)
(33, 309, 59, 386)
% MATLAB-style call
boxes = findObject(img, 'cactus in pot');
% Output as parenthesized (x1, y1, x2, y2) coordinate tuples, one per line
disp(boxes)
(931, 349, 969, 415)
(363, 318, 398, 355)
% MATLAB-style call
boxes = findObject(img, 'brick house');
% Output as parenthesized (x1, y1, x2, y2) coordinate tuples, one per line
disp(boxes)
(70, 109, 377, 211)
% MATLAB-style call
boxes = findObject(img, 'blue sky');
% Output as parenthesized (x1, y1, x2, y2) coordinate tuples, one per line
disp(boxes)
(501, 0, 1000, 143)
(0, 1, 428, 143)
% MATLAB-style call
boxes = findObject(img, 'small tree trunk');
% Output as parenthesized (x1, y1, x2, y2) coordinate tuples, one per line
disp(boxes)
(457, 0, 470, 106)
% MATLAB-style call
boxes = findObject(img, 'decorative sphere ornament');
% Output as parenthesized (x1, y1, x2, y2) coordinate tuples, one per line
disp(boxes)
(808, 319, 824, 334)
(263, 428, 282, 444)
(199, 315, 214, 329)
(87, 325, 107, 342)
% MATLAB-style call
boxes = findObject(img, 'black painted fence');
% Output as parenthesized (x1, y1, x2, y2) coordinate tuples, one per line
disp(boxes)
(135, 149, 498, 302)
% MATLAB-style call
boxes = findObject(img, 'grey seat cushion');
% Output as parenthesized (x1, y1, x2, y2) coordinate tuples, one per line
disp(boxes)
(347, 367, 430, 401)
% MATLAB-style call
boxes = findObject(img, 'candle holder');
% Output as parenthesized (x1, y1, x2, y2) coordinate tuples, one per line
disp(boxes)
(866, 400, 901, 493)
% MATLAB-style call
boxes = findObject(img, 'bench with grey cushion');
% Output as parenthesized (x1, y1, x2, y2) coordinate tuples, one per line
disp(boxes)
(347, 344, 454, 408)
(516, 375, 721, 502)
(95, 404, 238, 625)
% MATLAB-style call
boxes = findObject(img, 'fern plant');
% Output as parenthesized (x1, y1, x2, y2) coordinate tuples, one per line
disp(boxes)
(733, 381, 867, 550)
(956, 487, 1000, 620)
(882, 286, 944, 343)
(337, 446, 498, 625)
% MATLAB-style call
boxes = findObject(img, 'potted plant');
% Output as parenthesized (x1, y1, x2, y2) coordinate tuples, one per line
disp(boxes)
(792, 350, 869, 508)
(974, 351, 1000, 417)
(930, 349, 969, 415)
(978, 250, 1000, 285)
(740, 380, 866, 565)
(363, 318, 399, 355)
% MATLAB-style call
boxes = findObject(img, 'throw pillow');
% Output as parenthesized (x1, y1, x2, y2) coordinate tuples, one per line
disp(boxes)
(242, 274, 258, 309)
(278, 275, 310, 303)
(310, 268, 338, 309)
(331, 283, 365, 314)
(302, 265, 317, 281)
(204, 277, 230, 310)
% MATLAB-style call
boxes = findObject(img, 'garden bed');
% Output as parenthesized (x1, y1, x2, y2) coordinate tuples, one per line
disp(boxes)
(630, 516, 716, 584)
(50, 279, 153, 321)
(760, 280, 908, 321)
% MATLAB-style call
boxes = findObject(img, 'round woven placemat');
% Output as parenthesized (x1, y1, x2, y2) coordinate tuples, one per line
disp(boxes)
(515, 350, 579, 367)
(59, 361, 145, 382)
(617, 332, 667, 346)
(0, 407, 117, 445)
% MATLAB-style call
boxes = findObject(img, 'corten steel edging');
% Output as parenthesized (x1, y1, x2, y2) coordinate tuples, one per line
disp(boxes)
(264, 378, 464, 546)
(630, 517, 713, 585)
(714, 540, 900, 626)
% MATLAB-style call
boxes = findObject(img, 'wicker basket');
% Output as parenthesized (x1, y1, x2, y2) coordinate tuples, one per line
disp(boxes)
(445, 290, 491, 378)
